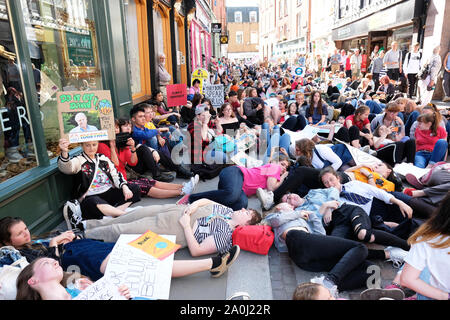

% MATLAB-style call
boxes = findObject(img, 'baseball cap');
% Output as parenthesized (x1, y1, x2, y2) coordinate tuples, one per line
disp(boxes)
(195, 104, 209, 116)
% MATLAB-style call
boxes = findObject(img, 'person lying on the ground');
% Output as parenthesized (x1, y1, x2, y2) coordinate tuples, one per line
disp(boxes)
(74, 200, 261, 257)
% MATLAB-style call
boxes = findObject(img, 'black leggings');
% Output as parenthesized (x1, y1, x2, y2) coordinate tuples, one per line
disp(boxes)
(132, 145, 159, 176)
(285, 230, 375, 291)
(375, 140, 416, 166)
(334, 126, 371, 146)
(329, 204, 410, 251)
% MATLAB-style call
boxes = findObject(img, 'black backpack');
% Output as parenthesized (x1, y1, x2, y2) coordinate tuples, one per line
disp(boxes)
(191, 163, 226, 181)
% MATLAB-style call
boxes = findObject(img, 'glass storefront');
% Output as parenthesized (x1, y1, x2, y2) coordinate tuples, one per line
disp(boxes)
(124, 0, 141, 96)
(0, 0, 102, 183)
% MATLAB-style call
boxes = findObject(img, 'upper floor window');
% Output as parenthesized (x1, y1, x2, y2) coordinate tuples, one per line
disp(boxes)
(234, 11, 242, 23)
(249, 11, 257, 23)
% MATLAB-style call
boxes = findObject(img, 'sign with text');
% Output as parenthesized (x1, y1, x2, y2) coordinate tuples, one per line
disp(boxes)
(166, 84, 187, 107)
(203, 84, 224, 108)
(211, 23, 222, 33)
(105, 234, 176, 300)
(73, 276, 127, 300)
(191, 68, 209, 94)
(57, 90, 115, 143)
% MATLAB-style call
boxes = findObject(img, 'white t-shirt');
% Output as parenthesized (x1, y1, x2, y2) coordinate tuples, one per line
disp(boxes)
(404, 236, 450, 294)
(403, 51, 422, 74)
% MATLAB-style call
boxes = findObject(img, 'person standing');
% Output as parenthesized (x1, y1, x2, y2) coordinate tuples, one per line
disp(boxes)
(371, 50, 385, 90)
(442, 50, 450, 102)
(208, 56, 218, 84)
(157, 53, 171, 103)
(403, 43, 422, 99)
(383, 41, 403, 81)
(340, 49, 347, 72)
(350, 49, 362, 80)
(370, 45, 380, 61)
(417, 45, 442, 107)
(330, 49, 341, 75)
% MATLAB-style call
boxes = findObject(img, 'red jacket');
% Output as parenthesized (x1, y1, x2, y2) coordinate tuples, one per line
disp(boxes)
(97, 142, 137, 180)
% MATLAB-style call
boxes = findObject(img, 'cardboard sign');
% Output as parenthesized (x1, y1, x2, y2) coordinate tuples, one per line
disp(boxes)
(191, 68, 209, 94)
(203, 84, 224, 108)
(73, 276, 127, 300)
(104, 234, 175, 300)
(332, 78, 347, 93)
(166, 84, 187, 107)
(231, 151, 263, 168)
(128, 230, 180, 261)
(394, 163, 430, 180)
(57, 90, 115, 143)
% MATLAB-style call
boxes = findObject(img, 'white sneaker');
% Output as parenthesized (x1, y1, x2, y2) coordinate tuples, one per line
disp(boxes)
(385, 246, 408, 268)
(191, 174, 199, 193)
(256, 188, 274, 211)
(182, 174, 200, 195)
(359, 145, 371, 154)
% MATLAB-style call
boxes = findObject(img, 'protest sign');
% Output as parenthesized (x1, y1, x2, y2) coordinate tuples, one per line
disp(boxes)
(191, 68, 209, 94)
(265, 97, 279, 108)
(166, 84, 187, 107)
(73, 276, 127, 300)
(104, 234, 175, 300)
(57, 90, 115, 143)
(128, 230, 180, 261)
(394, 163, 430, 180)
(203, 84, 224, 108)
(332, 78, 347, 93)
(291, 66, 305, 77)
(343, 143, 382, 166)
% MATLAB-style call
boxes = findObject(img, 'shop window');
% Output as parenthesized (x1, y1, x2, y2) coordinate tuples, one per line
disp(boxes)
(15, 0, 103, 173)
(236, 31, 243, 45)
(0, 0, 37, 182)
(124, 0, 151, 102)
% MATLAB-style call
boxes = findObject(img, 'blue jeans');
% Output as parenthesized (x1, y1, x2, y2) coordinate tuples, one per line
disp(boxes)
(188, 166, 248, 210)
(204, 148, 230, 165)
(330, 144, 353, 168)
(262, 124, 291, 164)
(414, 139, 448, 168)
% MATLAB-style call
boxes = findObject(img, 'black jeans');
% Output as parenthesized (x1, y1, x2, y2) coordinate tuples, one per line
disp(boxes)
(285, 230, 374, 291)
(328, 204, 410, 251)
(273, 166, 322, 203)
(387, 68, 400, 81)
(334, 126, 371, 146)
(132, 145, 159, 176)
(281, 115, 307, 132)
(407, 73, 418, 98)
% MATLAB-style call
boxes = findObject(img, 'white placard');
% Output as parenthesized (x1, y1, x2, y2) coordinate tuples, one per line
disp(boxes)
(203, 84, 224, 108)
(104, 234, 176, 300)
(231, 151, 263, 168)
(73, 276, 127, 300)
(394, 163, 430, 180)
(343, 143, 382, 166)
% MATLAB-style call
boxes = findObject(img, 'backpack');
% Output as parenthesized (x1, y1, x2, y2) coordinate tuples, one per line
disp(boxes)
(232, 225, 275, 255)
(190, 163, 225, 181)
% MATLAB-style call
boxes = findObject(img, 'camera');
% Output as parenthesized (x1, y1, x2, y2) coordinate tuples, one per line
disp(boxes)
(115, 132, 132, 149)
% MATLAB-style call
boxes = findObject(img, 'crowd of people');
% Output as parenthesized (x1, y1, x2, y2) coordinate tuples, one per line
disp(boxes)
(1, 42, 449, 301)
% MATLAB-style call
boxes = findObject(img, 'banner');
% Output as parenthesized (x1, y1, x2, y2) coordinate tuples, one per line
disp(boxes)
(57, 90, 115, 143)
(166, 84, 187, 107)
(203, 84, 224, 108)
(191, 68, 209, 94)
(105, 234, 176, 300)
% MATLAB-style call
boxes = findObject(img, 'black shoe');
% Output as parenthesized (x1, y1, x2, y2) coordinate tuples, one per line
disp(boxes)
(63, 200, 84, 231)
(177, 166, 194, 179)
(153, 172, 175, 183)
(210, 245, 240, 278)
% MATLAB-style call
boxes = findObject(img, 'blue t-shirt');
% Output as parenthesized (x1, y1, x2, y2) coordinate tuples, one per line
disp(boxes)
(305, 105, 328, 124)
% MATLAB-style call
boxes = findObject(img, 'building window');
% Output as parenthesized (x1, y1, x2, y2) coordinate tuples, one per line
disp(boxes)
(250, 31, 258, 44)
(234, 11, 242, 23)
(236, 31, 243, 44)
(4, 0, 103, 182)
(249, 11, 257, 23)
(124, 0, 151, 101)
(297, 12, 301, 37)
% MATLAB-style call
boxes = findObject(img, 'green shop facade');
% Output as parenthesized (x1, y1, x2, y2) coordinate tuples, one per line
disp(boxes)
(0, 0, 193, 234)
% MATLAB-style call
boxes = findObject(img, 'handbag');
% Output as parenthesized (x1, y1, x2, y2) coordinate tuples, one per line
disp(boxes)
(232, 225, 275, 255)
(0, 253, 29, 300)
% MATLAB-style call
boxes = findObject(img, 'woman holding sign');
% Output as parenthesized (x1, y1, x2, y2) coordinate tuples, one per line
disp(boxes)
(57, 138, 141, 221)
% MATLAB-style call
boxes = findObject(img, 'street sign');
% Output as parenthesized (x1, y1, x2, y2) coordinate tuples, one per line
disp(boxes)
(211, 23, 222, 34)
(220, 35, 228, 44)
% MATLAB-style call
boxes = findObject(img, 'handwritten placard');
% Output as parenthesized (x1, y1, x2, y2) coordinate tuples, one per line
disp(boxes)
(57, 90, 115, 143)
(128, 230, 180, 261)
(104, 234, 175, 300)
(203, 84, 224, 108)
(166, 84, 187, 107)
(73, 276, 127, 300)
(191, 68, 209, 94)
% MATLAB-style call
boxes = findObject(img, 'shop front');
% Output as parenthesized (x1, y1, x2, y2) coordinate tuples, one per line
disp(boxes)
(332, 0, 419, 63)
(0, 0, 134, 233)
(189, 1, 211, 71)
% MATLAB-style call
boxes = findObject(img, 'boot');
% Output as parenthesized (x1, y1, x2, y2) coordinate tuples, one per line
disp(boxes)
(5, 146, 23, 163)
(176, 165, 194, 179)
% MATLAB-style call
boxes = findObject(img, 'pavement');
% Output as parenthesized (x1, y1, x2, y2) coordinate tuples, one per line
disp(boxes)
(56, 171, 400, 301)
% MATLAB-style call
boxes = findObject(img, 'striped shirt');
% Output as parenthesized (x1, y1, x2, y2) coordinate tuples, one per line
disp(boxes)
(194, 204, 234, 255)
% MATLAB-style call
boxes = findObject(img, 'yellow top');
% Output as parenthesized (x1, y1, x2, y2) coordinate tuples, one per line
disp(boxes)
(353, 167, 395, 192)
(145, 121, 157, 130)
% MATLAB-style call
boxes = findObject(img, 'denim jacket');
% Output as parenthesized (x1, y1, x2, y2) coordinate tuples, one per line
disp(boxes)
(0, 246, 24, 267)
(264, 188, 340, 253)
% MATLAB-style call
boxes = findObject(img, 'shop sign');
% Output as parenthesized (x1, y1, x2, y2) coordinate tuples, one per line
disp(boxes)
(191, 68, 210, 94)
(211, 23, 222, 34)
(57, 90, 115, 143)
